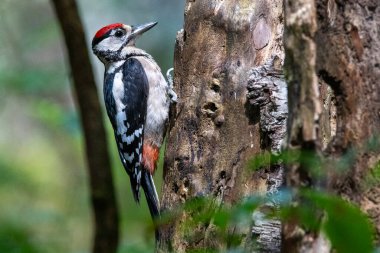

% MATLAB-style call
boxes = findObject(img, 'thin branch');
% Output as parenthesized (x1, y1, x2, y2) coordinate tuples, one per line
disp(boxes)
(51, 0, 119, 252)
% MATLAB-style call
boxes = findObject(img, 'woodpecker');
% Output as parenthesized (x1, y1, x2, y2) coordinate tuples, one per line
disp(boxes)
(91, 22, 176, 238)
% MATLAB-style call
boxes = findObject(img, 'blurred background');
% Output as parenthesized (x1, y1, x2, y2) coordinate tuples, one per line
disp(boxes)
(0, 0, 185, 252)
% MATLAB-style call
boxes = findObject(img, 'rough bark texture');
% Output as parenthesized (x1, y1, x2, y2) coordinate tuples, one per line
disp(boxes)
(282, 1, 321, 251)
(51, 1, 119, 253)
(248, 56, 287, 252)
(284, 0, 380, 251)
(316, 0, 380, 238)
(159, 0, 284, 252)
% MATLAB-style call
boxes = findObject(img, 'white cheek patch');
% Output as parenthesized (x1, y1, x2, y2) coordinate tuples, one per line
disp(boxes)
(95, 37, 123, 52)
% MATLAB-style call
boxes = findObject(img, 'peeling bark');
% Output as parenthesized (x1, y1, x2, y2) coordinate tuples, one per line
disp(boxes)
(159, 0, 284, 252)
(247, 56, 287, 154)
(248, 56, 287, 252)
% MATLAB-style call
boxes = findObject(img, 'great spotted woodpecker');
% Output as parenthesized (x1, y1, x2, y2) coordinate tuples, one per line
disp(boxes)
(91, 22, 176, 238)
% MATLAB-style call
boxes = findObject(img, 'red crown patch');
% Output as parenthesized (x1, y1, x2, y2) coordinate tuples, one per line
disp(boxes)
(94, 23, 123, 39)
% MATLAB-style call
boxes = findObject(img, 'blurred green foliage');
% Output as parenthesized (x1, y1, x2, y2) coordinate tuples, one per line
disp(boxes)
(0, 0, 184, 252)
(163, 186, 375, 252)
(302, 190, 373, 253)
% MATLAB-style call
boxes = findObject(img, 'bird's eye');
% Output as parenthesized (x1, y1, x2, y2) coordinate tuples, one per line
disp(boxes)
(115, 30, 124, 38)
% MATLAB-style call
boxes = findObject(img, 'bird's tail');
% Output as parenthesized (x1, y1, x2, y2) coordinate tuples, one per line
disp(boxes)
(140, 169, 161, 241)
(129, 172, 141, 203)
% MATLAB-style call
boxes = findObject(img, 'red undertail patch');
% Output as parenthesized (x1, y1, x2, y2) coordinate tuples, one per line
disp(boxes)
(142, 144, 160, 175)
(94, 23, 123, 39)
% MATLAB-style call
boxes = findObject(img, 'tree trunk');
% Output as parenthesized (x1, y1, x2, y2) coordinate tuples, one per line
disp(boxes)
(283, 0, 380, 251)
(159, 0, 284, 252)
(51, 1, 119, 253)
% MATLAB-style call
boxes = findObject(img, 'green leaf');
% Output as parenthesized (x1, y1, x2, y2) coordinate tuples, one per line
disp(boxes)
(362, 161, 380, 189)
(213, 208, 231, 230)
(246, 151, 272, 171)
(303, 191, 374, 253)
(280, 204, 321, 232)
(247, 149, 301, 171)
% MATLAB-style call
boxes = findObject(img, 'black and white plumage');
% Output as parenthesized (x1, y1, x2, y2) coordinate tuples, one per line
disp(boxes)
(103, 57, 148, 201)
(92, 22, 176, 238)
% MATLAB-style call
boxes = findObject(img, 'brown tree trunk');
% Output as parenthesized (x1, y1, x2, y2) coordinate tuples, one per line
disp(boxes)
(159, 0, 284, 252)
(51, 1, 119, 253)
(283, 0, 380, 251)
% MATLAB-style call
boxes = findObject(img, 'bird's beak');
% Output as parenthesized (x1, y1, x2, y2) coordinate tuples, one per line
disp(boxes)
(131, 22, 158, 38)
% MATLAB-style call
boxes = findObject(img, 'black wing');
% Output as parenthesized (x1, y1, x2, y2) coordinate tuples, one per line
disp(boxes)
(115, 57, 149, 202)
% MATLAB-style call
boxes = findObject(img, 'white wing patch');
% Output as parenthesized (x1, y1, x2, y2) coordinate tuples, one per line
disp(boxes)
(124, 152, 135, 164)
(113, 71, 129, 136)
(122, 133, 135, 145)
(134, 127, 143, 137)
(112, 71, 124, 102)
(136, 170, 142, 183)
(116, 112, 128, 134)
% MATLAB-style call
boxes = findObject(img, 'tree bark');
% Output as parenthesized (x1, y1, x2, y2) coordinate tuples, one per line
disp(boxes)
(51, 1, 119, 253)
(159, 0, 284, 252)
(317, 0, 380, 241)
(283, 0, 380, 251)
(282, 1, 321, 251)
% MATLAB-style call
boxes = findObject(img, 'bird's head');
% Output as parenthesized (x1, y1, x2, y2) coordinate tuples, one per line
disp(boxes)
(92, 22, 157, 63)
